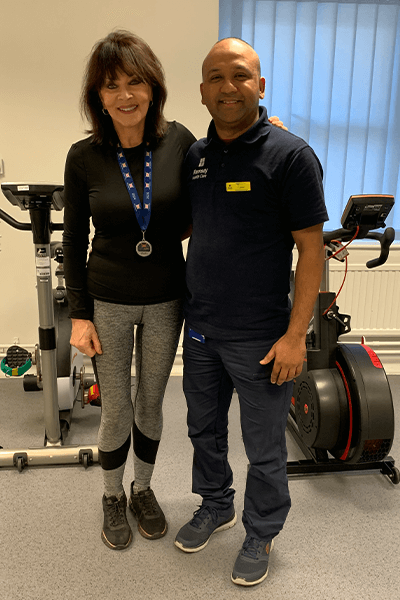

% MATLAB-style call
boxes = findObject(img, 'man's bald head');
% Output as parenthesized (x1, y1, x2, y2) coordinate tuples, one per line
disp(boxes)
(202, 38, 261, 80)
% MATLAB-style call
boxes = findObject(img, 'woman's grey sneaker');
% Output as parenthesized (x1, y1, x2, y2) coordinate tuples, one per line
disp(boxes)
(231, 536, 274, 586)
(174, 505, 237, 552)
(129, 481, 167, 539)
(102, 493, 132, 550)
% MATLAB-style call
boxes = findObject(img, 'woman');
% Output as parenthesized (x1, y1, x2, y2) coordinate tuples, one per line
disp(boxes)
(63, 29, 286, 552)
(63, 30, 196, 550)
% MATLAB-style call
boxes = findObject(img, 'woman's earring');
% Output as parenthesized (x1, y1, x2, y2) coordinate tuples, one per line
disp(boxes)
(149, 100, 153, 108)
(102, 107, 109, 115)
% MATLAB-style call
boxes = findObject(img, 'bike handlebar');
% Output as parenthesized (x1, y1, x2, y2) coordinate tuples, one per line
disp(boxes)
(0, 207, 32, 231)
(0, 207, 63, 232)
(323, 226, 396, 269)
(365, 227, 395, 269)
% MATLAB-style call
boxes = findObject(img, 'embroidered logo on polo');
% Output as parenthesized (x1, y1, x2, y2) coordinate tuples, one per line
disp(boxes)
(192, 156, 208, 180)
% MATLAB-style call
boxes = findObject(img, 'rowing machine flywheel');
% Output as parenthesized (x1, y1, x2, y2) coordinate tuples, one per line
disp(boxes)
(294, 344, 394, 464)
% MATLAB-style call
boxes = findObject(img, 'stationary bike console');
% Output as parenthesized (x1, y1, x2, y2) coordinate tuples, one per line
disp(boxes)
(287, 194, 399, 484)
(1, 183, 64, 211)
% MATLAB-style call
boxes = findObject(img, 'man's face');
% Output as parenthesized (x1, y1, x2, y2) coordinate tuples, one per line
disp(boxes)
(200, 39, 265, 138)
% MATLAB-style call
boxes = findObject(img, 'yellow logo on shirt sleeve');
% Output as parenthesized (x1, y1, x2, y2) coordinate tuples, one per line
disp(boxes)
(226, 182, 251, 192)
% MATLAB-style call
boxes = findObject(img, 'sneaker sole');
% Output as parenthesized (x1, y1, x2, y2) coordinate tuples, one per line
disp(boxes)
(174, 512, 237, 553)
(231, 567, 269, 587)
(138, 521, 168, 540)
(129, 499, 168, 540)
(231, 539, 274, 586)
(101, 529, 132, 551)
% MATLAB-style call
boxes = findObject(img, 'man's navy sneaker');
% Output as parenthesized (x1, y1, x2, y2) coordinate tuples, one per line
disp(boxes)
(174, 505, 237, 553)
(231, 536, 274, 586)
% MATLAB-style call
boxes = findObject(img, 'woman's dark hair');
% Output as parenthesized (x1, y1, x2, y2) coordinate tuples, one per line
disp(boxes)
(81, 30, 168, 146)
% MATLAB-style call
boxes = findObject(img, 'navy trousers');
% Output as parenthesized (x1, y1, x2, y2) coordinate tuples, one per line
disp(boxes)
(182, 326, 293, 542)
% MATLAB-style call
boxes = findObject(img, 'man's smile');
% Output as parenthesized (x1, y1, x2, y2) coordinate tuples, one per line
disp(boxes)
(219, 99, 242, 105)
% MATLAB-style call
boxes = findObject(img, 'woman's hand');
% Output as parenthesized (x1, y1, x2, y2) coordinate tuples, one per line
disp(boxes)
(181, 224, 193, 241)
(70, 319, 102, 358)
(268, 116, 288, 131)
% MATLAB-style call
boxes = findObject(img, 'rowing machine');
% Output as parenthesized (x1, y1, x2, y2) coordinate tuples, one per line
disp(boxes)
(287, 194, 399, 485)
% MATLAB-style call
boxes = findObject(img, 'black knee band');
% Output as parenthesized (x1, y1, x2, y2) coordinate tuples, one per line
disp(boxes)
(133, 421, 159, 465)
(99, 433, 131, 471)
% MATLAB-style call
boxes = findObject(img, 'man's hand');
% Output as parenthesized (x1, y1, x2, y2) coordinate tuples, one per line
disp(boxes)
(268, 116, 288, 131)
(260, 333, 305, 385)
(70, 319, 102, 358)
(261, 223, 325, 385)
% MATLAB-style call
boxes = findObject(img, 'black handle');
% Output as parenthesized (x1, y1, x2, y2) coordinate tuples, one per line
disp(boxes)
(366, 227, 395, 269)
(0, 207, 31, 230)
(323, 227, 356, 244)
(323, 225, 396, 269)
(0, 207, 63, 233)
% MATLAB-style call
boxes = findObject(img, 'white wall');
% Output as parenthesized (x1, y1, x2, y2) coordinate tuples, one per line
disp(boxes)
(0, 0, 219, 348)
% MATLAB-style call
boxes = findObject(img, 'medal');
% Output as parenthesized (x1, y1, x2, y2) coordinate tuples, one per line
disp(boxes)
(117, 144, 153, 257)
(136, 233, 152, 257)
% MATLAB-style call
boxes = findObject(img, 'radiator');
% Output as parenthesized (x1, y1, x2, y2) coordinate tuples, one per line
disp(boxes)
(330, 264, 400, 332)
(326, 244, 400, 374)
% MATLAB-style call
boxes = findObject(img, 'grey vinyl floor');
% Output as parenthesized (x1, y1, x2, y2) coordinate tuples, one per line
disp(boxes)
(0, 374, 399, 600)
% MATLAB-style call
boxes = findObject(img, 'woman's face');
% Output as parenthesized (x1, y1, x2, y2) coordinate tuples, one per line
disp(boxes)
(99, 70, 153, 142)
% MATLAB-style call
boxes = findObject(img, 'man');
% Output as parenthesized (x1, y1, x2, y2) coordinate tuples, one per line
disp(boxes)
(174, 38, 328, 586)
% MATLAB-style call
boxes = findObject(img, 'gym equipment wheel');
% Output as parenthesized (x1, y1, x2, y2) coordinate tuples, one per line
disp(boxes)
(79, 449, 94, 469)
(23, 374, 42, 392)
(13, 453, 28, 473)
(388, 466, 400, 485)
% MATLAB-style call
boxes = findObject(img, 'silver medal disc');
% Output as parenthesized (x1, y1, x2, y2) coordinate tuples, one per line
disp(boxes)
(136, 239, 152, 257)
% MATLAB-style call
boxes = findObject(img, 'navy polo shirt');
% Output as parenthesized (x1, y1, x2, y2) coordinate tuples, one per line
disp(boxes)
(184, 107, 329, 341)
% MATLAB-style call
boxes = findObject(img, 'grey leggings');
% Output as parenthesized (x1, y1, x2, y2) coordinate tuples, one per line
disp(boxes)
(93, 298, 183, 485)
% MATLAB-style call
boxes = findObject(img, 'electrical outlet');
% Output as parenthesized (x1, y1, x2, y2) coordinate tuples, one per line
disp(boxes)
(13, 337, 19, 345)
(0, 159, 4, 176)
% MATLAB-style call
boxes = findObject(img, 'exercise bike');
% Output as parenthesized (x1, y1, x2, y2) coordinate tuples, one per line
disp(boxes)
(287, 194, 399, 485)
(0, 183, 99, 471)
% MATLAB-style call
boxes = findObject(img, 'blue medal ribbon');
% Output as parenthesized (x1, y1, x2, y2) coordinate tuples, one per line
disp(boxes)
(117, 144, 152, 233)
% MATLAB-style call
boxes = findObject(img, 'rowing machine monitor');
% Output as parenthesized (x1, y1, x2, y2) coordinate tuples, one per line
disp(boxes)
(341, 194, 394, 234)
